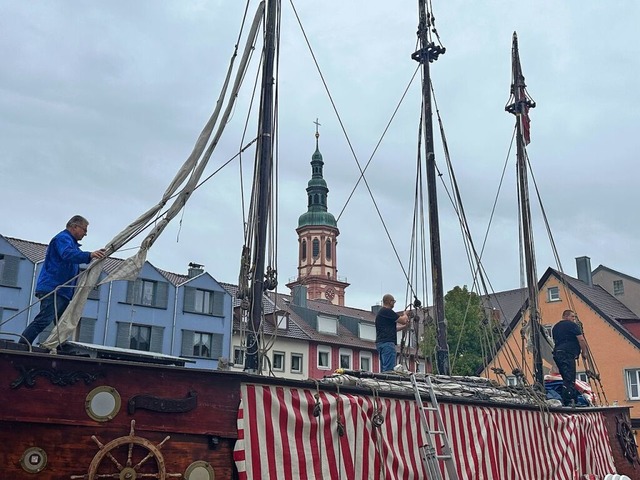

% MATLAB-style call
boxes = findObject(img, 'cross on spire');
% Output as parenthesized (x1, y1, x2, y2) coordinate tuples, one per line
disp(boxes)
(313, 118, 321, 145)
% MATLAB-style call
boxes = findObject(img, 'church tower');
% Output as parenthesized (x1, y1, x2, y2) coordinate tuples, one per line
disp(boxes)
(286, 125, 349, 305)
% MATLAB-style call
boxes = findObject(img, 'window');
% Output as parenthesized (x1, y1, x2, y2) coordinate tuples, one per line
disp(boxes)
(301, 240, 307, 260)
(506, 376, 519, 386)
(625, 368, 640, 400)
(74, 317, 97, 343)
(325, 239, 332, 260)
(183, 287, 224, 316)
(312, 239, 320, 258)
(0, 254, 19, 287)
(233, 346, 245, 367)
(276, 314, 287, 330)
(576, 371, 588, 383)
(181, 330, 223, 359)
(339, 349, 352, 369)
(360, 352, 372, 372)
(613, 280, 624, 296)
(126, 279, 169, 308)
(115, 322, 164, 352)
(547, 286, 560, 302)
(193, 332, 213, 357)
(359, 323, 376, 341)
(273, 351, 285, 372)
(317, 315, 337, 334)
(543, 324, 553, 338)
(317, 346, 331, 370)
(291, 353, 303, 373)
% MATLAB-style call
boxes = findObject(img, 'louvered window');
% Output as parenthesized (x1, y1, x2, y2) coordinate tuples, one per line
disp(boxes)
(181, 330, 223, 359)
(126, 279, 169, 308)
(115, 322, 164, 352)
(0, 254, 20, 287)
(183, 287, 224, 316)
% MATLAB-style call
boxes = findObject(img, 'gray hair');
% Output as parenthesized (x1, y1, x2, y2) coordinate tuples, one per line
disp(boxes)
(66, 215, 89, 228)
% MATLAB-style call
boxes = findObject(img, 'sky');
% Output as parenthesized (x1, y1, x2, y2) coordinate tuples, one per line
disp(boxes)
(2, 1, 639, 311)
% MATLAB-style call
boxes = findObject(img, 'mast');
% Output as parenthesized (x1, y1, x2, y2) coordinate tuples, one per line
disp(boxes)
(412, 1, 448, 375)
(505, 32, 542, 386)
(244, 0, 278, 373)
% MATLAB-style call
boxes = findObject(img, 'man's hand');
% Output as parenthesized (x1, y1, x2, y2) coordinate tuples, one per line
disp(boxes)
(91, 249, 107, 260)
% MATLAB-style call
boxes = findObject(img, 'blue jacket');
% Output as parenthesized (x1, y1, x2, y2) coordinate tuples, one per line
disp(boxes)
(36, 229, 92, 300)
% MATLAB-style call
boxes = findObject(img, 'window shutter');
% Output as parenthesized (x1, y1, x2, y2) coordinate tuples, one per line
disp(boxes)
(125, 281, 136, 304)
(181, 330, 194, 356)
(77, 317, 96, 343)
(149, 326, 164, 352)
(1, 255, 20, 286)
(211, 333, 224, 359)
(116, 322, 132, 348)
(212, 291, 224, 316)
(183, 287, 196, 313)
(154, 282, 169, 309)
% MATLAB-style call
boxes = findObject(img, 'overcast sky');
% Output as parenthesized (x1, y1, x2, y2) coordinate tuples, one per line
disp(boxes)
(2, 1, 639, 310)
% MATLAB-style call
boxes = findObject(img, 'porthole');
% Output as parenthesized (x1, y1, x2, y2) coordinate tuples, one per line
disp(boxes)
(184, 460, 215, 480)
(20, 447, 47, 473)
(85, 386, 121, 422)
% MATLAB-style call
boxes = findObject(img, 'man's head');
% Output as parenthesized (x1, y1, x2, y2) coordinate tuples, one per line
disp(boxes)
(562, 309, 577, 321)
(382, 294, 396, 308)
(67, 215, 89, 241)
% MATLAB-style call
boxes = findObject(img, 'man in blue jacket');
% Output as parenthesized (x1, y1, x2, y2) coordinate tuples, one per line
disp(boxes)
(19, 215, 106, 345)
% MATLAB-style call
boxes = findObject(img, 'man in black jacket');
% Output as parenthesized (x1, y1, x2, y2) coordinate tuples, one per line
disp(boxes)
(552, 309, 589, 406)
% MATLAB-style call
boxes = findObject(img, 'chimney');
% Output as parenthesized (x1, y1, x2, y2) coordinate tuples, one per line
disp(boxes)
(371, 304, 382, 315)
(292, 285, 307, 307)
(188, 262, 205, 278)
(575, 256, 592, 286)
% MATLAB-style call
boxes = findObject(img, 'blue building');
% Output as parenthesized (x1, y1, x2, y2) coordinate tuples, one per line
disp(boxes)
(0, 234, 233, 369)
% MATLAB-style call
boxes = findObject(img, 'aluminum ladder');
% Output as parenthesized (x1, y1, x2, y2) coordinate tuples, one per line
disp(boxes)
(409, 373, 459, 480)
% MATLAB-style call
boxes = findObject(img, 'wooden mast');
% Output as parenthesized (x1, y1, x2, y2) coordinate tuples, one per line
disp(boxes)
(245, 0, 278, 373)
(505, 32, 542, 386)
(412, 1, 448, 375)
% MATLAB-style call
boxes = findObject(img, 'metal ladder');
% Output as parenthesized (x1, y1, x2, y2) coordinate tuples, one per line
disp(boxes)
(409, 373, 459, 480)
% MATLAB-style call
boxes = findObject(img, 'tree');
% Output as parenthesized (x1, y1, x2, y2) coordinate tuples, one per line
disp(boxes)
(421, 285, 492, 376)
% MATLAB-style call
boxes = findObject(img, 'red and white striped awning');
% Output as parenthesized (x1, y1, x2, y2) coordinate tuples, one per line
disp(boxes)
(234, 384, 615, 479)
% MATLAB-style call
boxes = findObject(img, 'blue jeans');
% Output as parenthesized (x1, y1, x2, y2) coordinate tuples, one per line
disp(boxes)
(20, 293, 70, 345)
(376, 341, 396, 372)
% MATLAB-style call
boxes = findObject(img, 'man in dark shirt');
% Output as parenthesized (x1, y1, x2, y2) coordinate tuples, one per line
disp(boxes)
(375, 294, 409, 372)
(552, 309, 589, 406)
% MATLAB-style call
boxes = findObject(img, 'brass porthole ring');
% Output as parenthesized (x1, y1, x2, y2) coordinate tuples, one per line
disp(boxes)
(85, 385, 122, 422)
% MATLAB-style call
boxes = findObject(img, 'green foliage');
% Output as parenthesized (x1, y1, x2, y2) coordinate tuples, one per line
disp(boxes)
(420, 285, 490, 376)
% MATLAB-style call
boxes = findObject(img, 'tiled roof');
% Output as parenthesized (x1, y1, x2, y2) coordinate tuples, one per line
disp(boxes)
(483, 287, 527, 328)
(4, 236, 48, 263)
(4, 235, 125, 273)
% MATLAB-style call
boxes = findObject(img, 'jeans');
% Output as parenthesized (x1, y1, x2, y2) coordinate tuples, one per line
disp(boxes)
(553, 350, 578, 405)
(376, 341, 397, 372)
(20, 293, 70, 345)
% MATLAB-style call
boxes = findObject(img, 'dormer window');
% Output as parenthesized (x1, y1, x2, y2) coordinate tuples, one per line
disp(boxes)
(359, 323, 376, 341)
(317, 315, 337, 334)
(277, 314, 287, 330)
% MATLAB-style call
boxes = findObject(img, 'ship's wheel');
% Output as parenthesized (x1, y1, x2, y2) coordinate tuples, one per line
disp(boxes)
(71, 420, 182, 479)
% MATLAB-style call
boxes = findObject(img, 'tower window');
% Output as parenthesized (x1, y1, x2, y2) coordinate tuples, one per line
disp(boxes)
(325, 239, 332, 259)
(312, 239, 320, 258)
(301, 240, 307, 260)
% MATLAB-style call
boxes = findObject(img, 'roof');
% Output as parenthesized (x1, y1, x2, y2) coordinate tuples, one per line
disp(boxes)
(592, 264, 640, 285)
(3, 235, 125, 274)
(500, 268, 640, 350)
(483, 287, 527, 328)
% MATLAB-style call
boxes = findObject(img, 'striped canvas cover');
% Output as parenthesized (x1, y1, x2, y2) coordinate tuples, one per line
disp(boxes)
(233, 383, 616, 479)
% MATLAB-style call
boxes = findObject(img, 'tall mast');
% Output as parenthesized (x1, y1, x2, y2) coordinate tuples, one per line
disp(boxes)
(412, 1, 448, 375)
(244, 0, 278, 373)
(505, 32, 542, 386)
